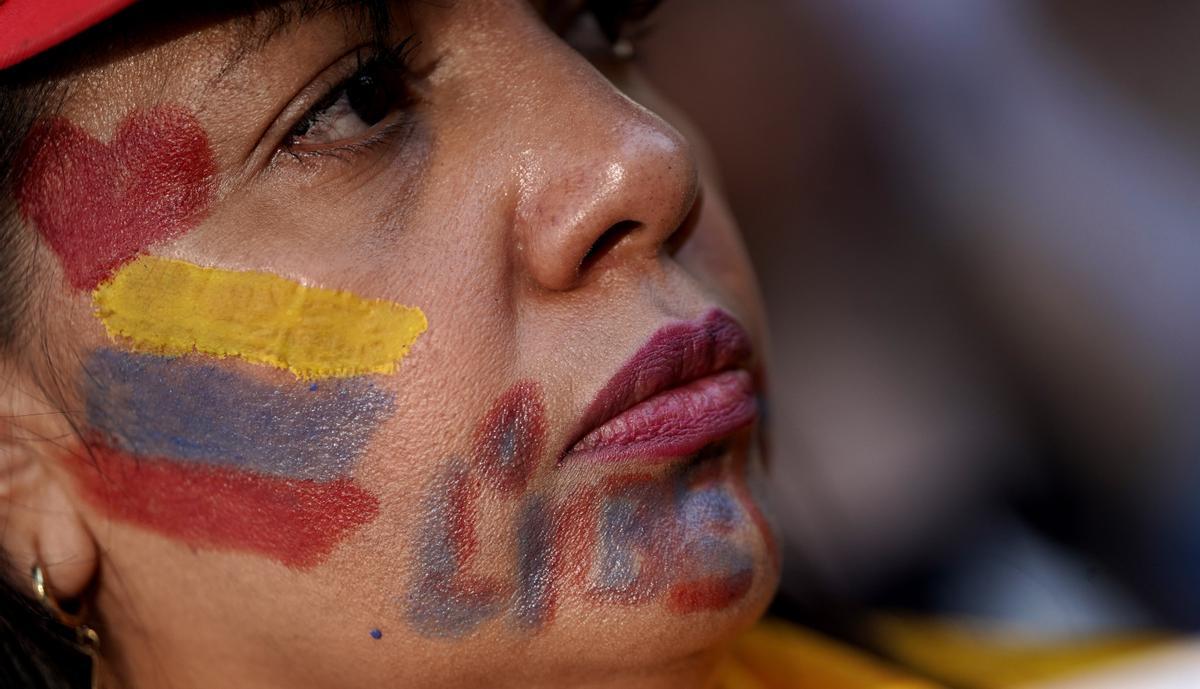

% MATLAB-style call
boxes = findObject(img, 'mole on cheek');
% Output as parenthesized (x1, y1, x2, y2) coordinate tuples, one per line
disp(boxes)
(17, 104, 216, 291)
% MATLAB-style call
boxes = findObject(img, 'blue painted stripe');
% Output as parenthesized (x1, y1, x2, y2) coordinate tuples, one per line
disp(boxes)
(84, 349, 394, 480)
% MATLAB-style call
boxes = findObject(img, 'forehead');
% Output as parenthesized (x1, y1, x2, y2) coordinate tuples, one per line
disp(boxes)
(58, 1, 385, 81)
(51, 0, 605, 140)
(53, 3, 383, 130)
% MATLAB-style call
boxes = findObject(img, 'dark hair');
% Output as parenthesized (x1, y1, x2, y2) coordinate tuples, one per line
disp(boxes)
(0, 61, 59, 355)
(0, 57, 92, 689)
(0, 563, 92, 689)
(0, 72, 91, 689)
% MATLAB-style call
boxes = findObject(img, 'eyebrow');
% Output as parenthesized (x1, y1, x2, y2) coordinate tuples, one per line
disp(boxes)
(217, 0, 396, 77)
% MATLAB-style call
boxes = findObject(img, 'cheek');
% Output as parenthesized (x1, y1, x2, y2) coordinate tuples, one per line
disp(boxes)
(63, 339, 429, 570)
(21, 105, 434, 571)
(67, 350, 392, 568)
(677, 192, 761, 309)
(18, 105, 216, 291)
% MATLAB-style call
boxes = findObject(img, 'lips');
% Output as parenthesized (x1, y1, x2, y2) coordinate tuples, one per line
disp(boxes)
(563, 309, 758, 465)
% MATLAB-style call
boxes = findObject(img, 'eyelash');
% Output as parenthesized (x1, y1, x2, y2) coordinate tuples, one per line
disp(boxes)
(281, 35, 418, 161)
(276, 2, 663, 164)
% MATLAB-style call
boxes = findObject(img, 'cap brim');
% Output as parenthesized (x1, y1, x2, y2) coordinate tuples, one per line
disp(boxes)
(0, 0, 139, 70)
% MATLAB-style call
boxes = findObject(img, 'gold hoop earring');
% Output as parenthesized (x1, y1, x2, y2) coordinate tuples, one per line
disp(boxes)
(32, 564, 102, 689)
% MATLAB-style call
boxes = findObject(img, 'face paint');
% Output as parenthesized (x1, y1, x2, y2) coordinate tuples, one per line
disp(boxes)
(406, 383, 764, 637)
(513, 493, 562, 629)
(20, 106, 423, 571)
(71, 225, 421, 568)
(70, 349, 391, 567)
(406, 381, 550, 636)
(729, 449, 781, 574)
(21, 106, 427, 381)
(582, 466, 755, 612)
(472, 381, 545, 493)
(589, 476, 677, 604)
(67, 439, 378, 569)
(665, 465, 756, 613)
(93, 255, 428, 379)
(405, 463, 508, 637)
(18, 105, 215, 291)
(85, 349, 394, 479)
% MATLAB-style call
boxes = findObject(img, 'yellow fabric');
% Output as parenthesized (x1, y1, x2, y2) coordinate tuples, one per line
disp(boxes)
(868, 614, 1170, 688)
(715, 620, 942, 689)
(718, 617, 1173, 689)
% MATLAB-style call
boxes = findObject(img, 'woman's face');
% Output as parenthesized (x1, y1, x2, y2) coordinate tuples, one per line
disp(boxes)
(16, 1, 776, 686)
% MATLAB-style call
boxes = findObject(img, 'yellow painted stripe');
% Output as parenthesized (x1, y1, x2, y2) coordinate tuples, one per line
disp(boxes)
(93, 256, 428, 379)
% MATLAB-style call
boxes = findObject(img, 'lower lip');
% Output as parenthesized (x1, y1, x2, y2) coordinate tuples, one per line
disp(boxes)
(566, 370, 758, 465)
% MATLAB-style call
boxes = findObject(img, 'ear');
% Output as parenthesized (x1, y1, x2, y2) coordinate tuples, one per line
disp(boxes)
(0, 368, 98, 602)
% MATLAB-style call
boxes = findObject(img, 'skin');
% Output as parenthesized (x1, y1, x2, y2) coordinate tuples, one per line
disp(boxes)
(0, 1, 776, 688)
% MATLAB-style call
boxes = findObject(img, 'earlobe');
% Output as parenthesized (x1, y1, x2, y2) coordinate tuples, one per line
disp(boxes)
(0, 458, 99, 602)
(0, 387, 98, 602)
(32, 477, 99, 601)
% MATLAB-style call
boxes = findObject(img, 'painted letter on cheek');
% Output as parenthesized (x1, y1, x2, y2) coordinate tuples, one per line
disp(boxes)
(666, 476, 755, 613)
(583, 464, 756, 613)
(405, 382, 770, 635)
(473, 381, 545, 493)
(514, 493, 560, 630)
(407, 381, 549, 636)
(590, 476, 679, 605)
(406, 464, 508, 637)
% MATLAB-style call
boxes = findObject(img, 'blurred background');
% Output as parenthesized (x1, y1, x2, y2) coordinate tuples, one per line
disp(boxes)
(635, 0, 1200, 683)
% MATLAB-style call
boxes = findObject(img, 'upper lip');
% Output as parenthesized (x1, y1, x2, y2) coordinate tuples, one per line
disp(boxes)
(562, 308, 754, 460)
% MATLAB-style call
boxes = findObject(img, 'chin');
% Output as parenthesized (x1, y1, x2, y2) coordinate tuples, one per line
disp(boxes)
(527, 433, 781, 676)
(524, 555, 778, 686)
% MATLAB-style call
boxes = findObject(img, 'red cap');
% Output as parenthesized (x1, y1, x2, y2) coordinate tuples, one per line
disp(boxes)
(0, 0, 138, 70)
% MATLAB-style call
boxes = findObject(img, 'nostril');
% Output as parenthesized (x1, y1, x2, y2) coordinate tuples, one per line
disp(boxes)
(578, 220, 641, 274)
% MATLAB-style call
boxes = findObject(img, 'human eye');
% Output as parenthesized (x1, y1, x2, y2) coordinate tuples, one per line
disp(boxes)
(282, 35, 419, 159)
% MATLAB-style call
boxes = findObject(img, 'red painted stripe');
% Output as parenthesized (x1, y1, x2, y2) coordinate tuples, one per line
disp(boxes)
(66, 438, 379, 569)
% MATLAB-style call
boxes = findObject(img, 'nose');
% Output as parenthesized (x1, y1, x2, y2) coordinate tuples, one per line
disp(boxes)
(509, 50, 700, 291)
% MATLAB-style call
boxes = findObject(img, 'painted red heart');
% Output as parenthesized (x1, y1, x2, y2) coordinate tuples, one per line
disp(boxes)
(18, 104, 215, 291)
